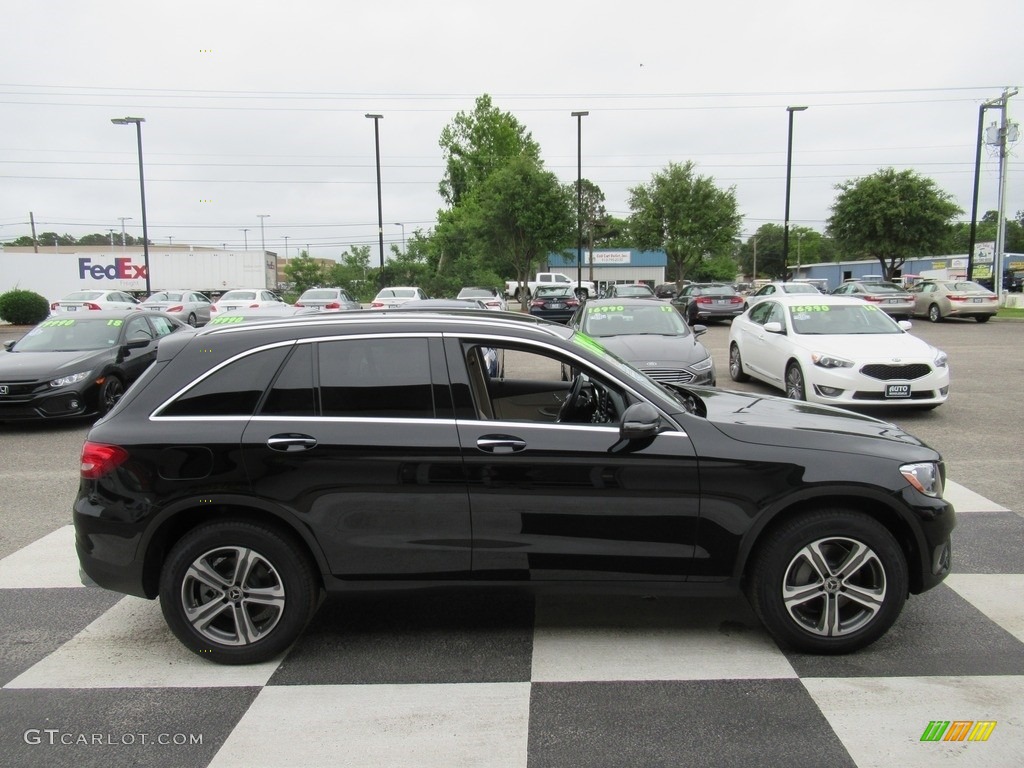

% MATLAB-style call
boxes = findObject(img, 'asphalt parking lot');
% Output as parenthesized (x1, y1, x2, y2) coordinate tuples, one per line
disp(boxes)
(0, 316, 1021, 766)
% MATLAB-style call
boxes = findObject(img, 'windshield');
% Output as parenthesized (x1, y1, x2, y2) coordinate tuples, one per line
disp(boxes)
(535, 286, 573, 297)
(62, 291, 105, 301)
(789, 304, 902, 335)
(220, 291, 257, 301)
(860, 282, 906, 294)
(146, 291, 183, 302)
(782, 284, 820, 294)
(300, 289, 338, 300)
(14, 318, 123, 351)
(582, 304, 689, 337)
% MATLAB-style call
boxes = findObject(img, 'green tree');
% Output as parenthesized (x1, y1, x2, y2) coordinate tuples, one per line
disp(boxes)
(738, 224, 785, 280)
(469, 156, 575, 302)
(628, 161, 742, 282)
(284, 251, 326, 294)
(438, 94, 542, 207)
(827, 168, 962, 280)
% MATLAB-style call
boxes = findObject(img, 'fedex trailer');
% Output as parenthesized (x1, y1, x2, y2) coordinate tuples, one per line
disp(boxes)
(0, 247, 275, 305)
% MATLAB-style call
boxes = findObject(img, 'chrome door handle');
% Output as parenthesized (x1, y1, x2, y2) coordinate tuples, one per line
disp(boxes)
(267, 434, 318, 452)
(476, 436, 527, 454)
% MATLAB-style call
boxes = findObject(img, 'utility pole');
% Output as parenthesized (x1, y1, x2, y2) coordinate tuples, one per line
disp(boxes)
(988, 88, 1018, 296)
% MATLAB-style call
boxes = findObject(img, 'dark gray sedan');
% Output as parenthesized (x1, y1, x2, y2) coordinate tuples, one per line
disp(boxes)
(569, 298, 715, 385)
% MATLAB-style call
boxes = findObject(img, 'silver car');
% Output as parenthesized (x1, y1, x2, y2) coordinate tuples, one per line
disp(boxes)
(141, 289, 212, 326)
(831, 280, 914, 318)
(294, 287, 362, 312)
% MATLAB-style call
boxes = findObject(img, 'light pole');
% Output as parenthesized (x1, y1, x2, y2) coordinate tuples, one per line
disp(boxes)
(366, 113, 385, 280)
(239, 229, 249, 250)
(118, 216, 132, 252)
(110, 116, 151, 294)
(783, 106, 808, 269)
(257, 214, 270, 257)
(283, 235, 289, 260)
(796, 230, 804, 274)
(571, 111, 589, 294)
(394, 222, 406, 255)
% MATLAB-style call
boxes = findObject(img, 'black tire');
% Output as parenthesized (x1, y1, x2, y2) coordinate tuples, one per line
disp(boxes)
(975, 314, 991, 323)
(729, 343, 750, 382)
(159, 520, 319, 665)
(187, 312, 198, 327)
(927, 304, 942, 323)
(97, 375, 124, 415)
(785, 362, 806, 401)
(746, 510, 908, 654)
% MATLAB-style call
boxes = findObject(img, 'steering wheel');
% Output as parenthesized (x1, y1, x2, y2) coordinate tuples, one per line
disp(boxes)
(557, 374, 586, 422)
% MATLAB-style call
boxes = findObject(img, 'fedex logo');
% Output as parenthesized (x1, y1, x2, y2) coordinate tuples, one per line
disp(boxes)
(78, 257, 148, 280)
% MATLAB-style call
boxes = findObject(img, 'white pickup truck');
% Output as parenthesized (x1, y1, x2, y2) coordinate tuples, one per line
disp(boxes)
(505, 272, 595, 302)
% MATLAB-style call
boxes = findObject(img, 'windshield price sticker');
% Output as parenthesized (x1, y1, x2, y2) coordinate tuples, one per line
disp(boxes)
(587, 305, 626, 313)
(791, 305, 831, 313)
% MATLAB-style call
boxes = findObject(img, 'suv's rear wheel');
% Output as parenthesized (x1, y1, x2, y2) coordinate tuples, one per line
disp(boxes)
(159, 520, 318, 664)
(746, 510, 908, 653)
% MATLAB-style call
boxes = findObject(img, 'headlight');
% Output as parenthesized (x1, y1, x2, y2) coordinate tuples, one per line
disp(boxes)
(933, 349, 948, 368)
(691, 356, 714, 371)
(811, 352, 853, 369)
(49, 371, 91, 388)
(901, 462, 944, 498)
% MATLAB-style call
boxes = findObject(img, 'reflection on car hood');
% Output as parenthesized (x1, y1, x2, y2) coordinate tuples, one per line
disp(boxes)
(597, 334, 704, 365)
(677, 385, 930, 452)
(791, 332, 935, 359)
(0, 349, 109, 379)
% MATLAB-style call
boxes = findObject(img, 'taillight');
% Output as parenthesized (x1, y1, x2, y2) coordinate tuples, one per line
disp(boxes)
(730, 296, 743, 304)
(371, 301, 385, 308)
(864, 296, 883, 302)
(167, 304, 184, 312)
(210, 305, 218, 312)
(947, 295, 966, 302)
(51, 302, 60, 310)
(80, 442, 129, 479)
(696, 296, 713, 305)
(325, 301, 340, 309)
(249, 303, 260, 308)
(294, 302, 305, 307)
(530, 299, 544, 308)
(566, 299, 580, 308)
(84, 302, 102, 310)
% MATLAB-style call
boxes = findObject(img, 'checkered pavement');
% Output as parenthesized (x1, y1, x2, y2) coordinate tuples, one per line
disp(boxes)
(1, 480, 1021, 767)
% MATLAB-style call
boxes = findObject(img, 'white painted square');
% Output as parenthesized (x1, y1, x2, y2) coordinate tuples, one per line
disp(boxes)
(945, 574, 1024, 644)
(944, 480, 1008, 514)
(531, 594, 796, 682)
(803, 675, 1023, 767)
(209, 683, 530, 768)
(5, 595, 281, 688)
(0, 525, 83, 589)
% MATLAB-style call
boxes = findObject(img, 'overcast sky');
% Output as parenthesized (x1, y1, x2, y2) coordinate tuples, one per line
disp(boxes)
(1, 0, 1021, 261)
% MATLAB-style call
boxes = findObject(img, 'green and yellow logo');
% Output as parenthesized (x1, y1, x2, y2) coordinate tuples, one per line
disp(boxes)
(920, 720, 997, 742)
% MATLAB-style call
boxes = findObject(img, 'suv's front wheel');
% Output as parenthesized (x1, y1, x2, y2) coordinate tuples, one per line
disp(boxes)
(746, 510, 908, 654)
(159, 520, 319, 664)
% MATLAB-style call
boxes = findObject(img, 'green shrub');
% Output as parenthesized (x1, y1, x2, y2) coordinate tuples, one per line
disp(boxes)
(0, 289, 51, 325)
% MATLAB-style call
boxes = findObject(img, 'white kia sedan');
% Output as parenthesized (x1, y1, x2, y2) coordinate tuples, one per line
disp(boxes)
(728, 295, 949, 409)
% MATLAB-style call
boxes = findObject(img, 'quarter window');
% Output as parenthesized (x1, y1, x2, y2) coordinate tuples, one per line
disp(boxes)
(161, 346, 292, 417)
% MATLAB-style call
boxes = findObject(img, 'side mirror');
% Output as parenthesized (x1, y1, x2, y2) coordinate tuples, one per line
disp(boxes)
(692, 324, 708, 337)
(620, 402, 662, 440)
(898, 320, 912, 330)
(763, 321, 785, 334)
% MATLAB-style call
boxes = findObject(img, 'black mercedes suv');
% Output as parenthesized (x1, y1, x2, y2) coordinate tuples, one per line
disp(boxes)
(74, 310, 955, 664)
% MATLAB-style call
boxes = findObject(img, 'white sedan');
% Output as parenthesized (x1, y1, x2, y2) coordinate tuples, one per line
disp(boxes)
(210, 289, 288, 315)
(728, 295, 949, 408)
(50, 290, 142, 313)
